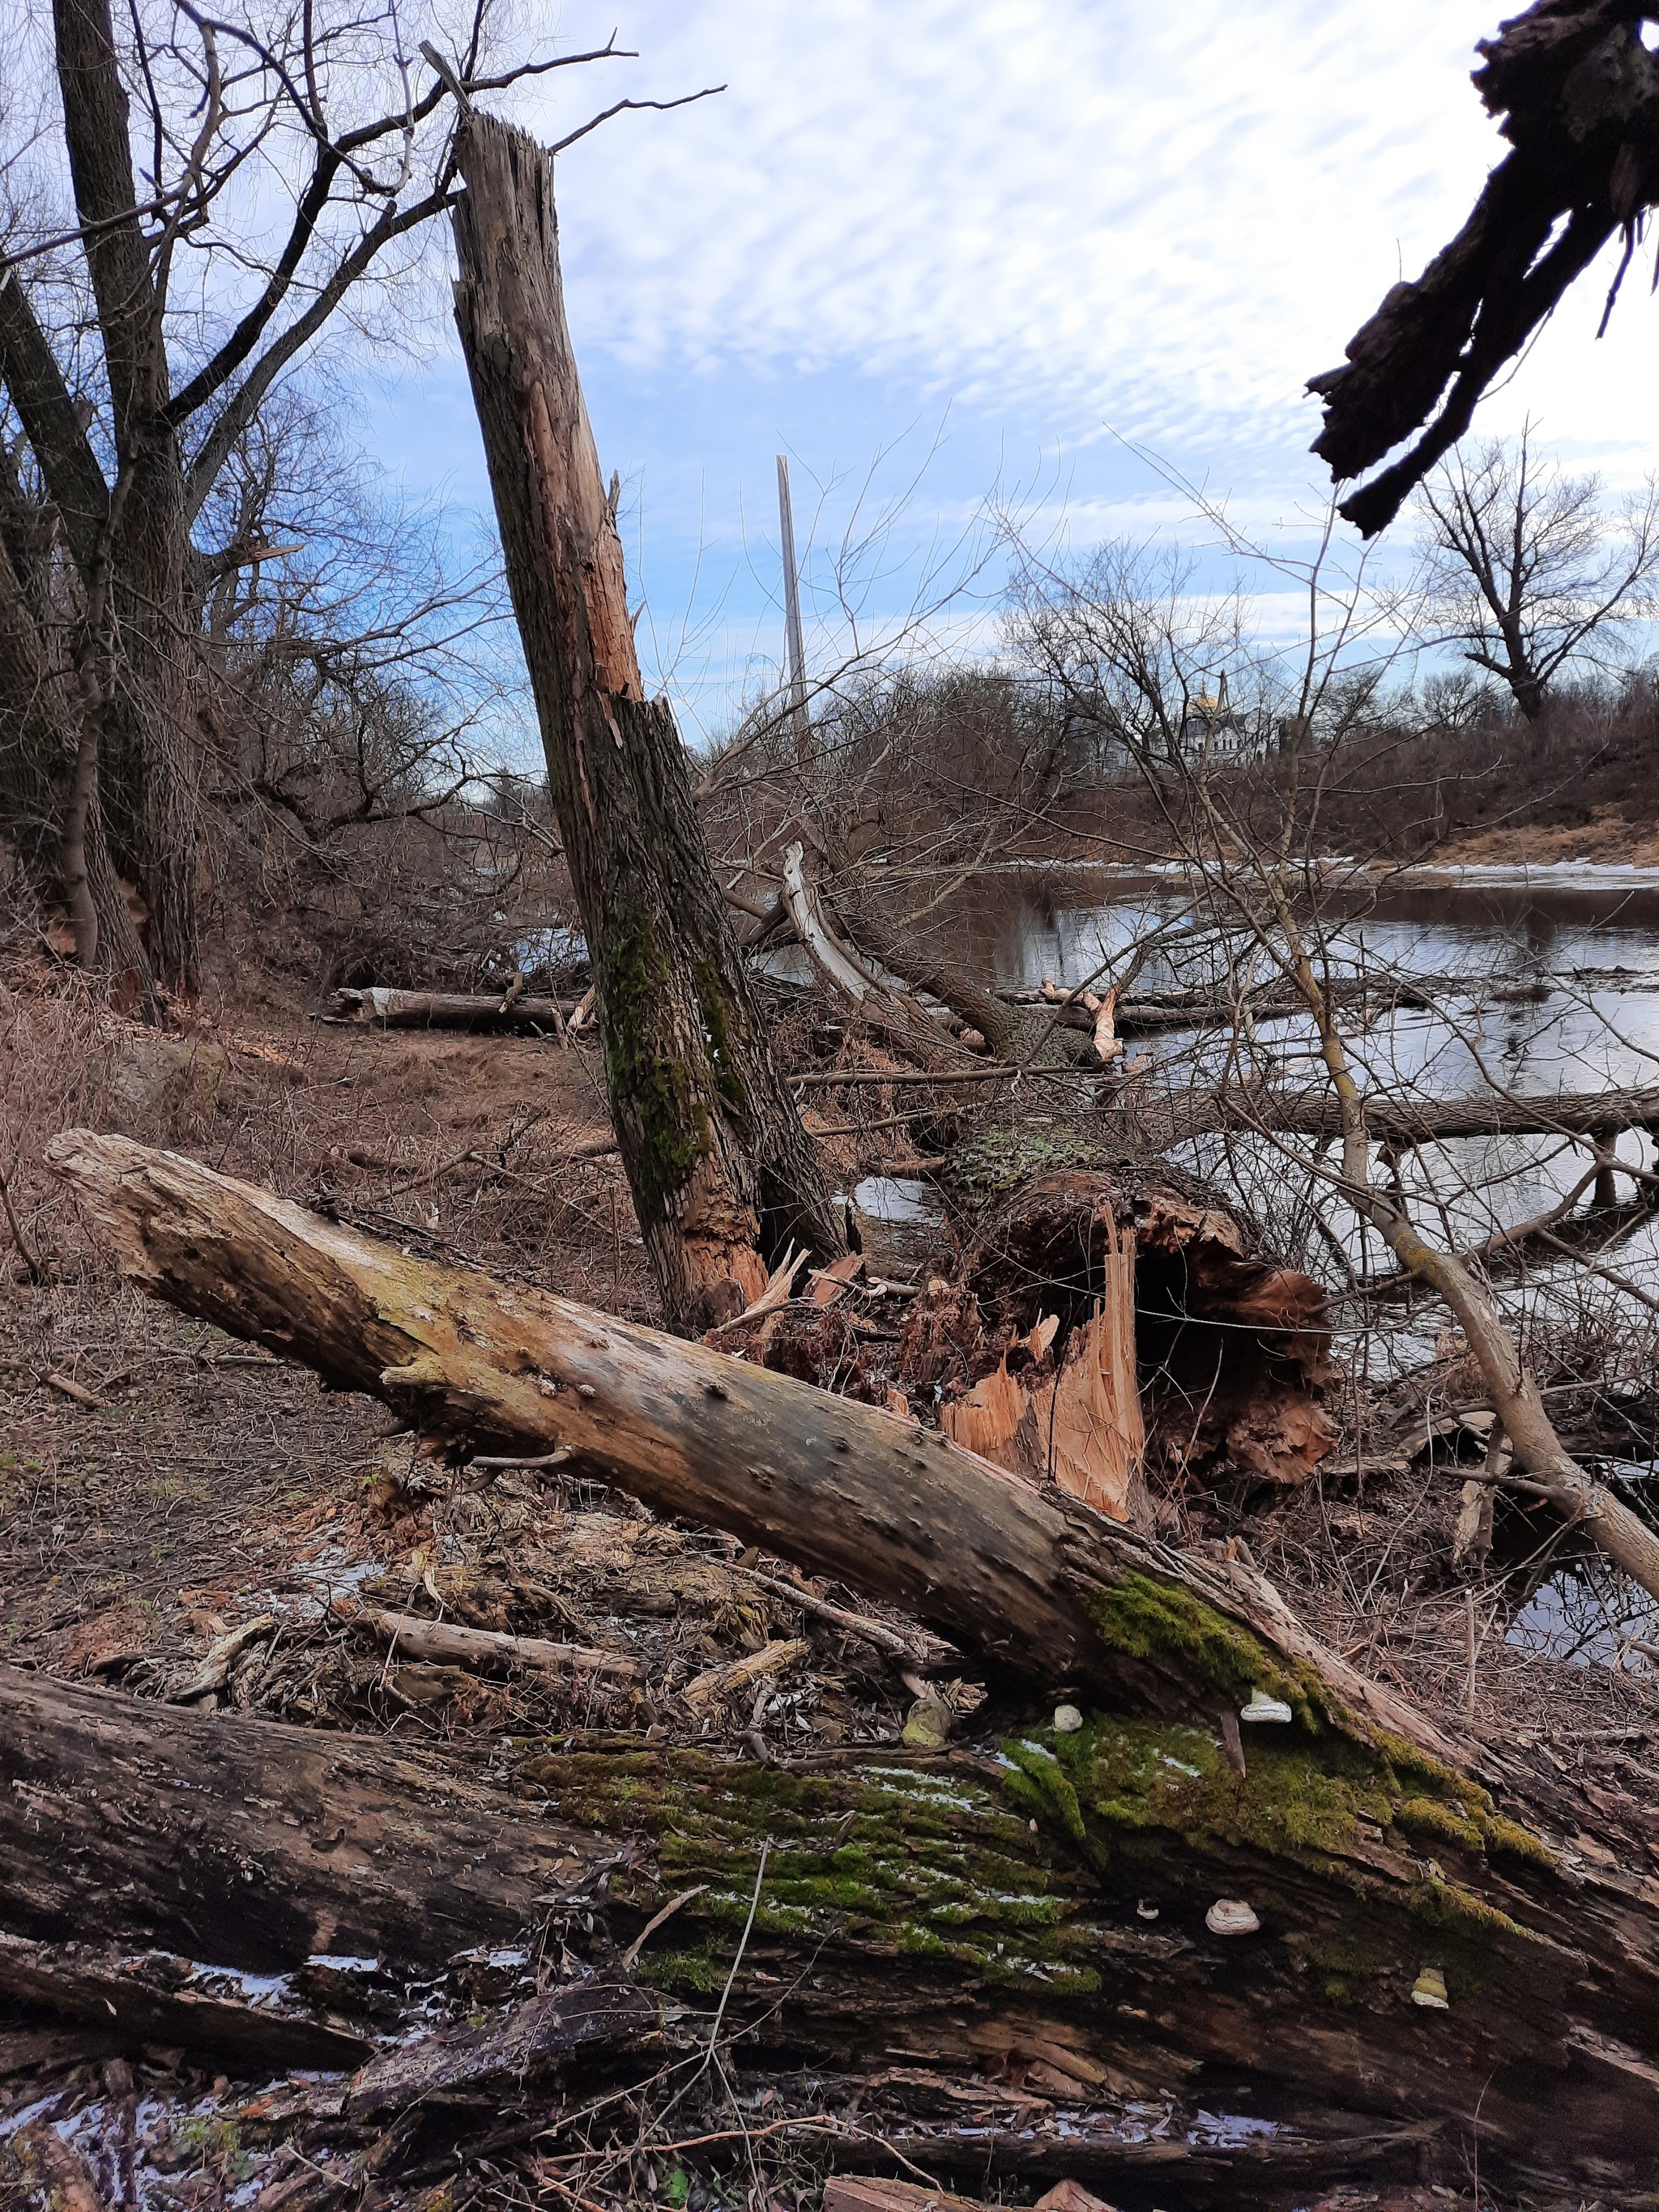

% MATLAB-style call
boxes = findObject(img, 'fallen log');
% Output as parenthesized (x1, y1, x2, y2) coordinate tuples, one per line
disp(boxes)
(4, 1664, 1659, 2200)
(0, 1932, 369, 2073)
(45, 1132, 1402, 1751)
(1172, 1084, 1659, 1144)
(322, 987, 577, 1031)
(39, 1133, 1659, 2193)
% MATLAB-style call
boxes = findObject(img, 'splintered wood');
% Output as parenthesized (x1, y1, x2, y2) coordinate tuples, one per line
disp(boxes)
(942, 1215, 1144, 1520)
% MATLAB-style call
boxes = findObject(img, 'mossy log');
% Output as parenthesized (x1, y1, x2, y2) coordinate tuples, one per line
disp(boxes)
(3, 1663, 1659, 2202)
(36, 1132, 1659, 2196)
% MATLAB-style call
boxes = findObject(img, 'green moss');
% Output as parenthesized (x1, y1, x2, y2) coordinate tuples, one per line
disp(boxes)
(1370, 1727, 1492, 1815)
(599, 910, 704, 1223)
(1085, 1572, 1334, 1733)
(1482, 1813, 1559, 1870)
(522, 1714, 1560, 2027)
(1410, 1873, 1538, 1946)
(1060, 1715, 1381, 1861)
(1000, 1738, 1092, 1852)
(943, 1127, 1128, 1208)
(693, 955, 748, 1119)
(1394, 1796, 1487, 1855)
(522, 1747, 1108, 1993)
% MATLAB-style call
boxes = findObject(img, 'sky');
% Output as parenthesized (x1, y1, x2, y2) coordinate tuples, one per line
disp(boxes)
(359, 0, 1659, 742)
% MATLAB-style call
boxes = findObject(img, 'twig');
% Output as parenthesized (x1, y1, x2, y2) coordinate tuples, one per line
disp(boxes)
(735, 1567, 932, 1660)
(465, 1447, 573, 1473)
(621, 1885, 708, 1968)
(0, 1161, 44, 1284)
(42, 1369, 104, 1410)
(705, 1840, 768, 2064)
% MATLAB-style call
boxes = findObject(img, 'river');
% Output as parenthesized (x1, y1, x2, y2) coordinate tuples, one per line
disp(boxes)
(849, 864, 1659, 1668)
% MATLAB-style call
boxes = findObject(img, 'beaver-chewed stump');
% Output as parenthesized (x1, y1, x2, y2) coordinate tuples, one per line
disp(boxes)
(20, 1130, 1659, 2206)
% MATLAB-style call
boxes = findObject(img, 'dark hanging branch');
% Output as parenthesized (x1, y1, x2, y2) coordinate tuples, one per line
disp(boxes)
(1310, 0, 1659, 537)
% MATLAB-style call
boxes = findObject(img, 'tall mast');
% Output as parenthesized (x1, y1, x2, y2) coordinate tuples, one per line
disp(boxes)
(776, 454, 810, 765)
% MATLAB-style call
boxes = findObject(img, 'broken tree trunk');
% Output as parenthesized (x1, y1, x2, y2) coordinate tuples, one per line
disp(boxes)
(450, 113, 841, 1328)
(45, 1130, 1422, 1755)
(780, 842, 969, 1068)
(825, 876, 1020, 1059)
(6, 1622, 1659, 2199)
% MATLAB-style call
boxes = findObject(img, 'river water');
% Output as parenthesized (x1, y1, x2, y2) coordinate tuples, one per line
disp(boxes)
(936, 863, 1659, 1341)
(853, 864, 1659, 1664)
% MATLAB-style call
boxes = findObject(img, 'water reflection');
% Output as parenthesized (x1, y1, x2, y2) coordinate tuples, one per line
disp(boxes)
(932, 872, 1659, 1373)
(1506, 1549, 1659, 1669)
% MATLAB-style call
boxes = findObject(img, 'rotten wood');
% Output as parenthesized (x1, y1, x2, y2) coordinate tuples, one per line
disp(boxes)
(0, 1932, 369, 2073)
(7, 2121, 105, 2212)
(3, 1665, 1659, 2198)
(450, 113, 842, 1328)
(44, 1131, 1427, 1757)
(348, 1980, 658, 2117)
(680, 1637, 809, 1711)
(331, 1596, 643, 1682)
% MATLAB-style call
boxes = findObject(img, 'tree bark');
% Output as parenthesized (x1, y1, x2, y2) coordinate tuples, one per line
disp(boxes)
(4, 1659, 1659, 2201)
(449, 114, 842, 1329)
(42, 1129, 1451, 1767)
(53, 0, 201, 990)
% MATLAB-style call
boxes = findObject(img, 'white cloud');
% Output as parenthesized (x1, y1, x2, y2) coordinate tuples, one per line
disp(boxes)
(512, 0, 1653, 479)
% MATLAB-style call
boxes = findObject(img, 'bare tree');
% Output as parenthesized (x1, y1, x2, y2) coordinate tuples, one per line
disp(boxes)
(0, 0, 688, 996)
(1006, 488, 1659, 1607)
(1416, 433, 1659, 722)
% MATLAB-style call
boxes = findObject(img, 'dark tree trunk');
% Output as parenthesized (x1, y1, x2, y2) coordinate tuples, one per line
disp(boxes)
(449, 115, 841, 1328)
(0, 0, 202, 993)
(54, 0, 201, 991)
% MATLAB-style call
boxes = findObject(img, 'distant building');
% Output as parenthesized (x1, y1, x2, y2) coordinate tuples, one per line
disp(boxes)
(1179, 671, 1260, 761)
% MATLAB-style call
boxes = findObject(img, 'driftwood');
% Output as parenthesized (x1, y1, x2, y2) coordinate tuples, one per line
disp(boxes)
(0, 1930, 369, 2073)
(323, 986, 577, 1031)
(348, 1981, 659, 2118)
(46, 1132, 1363, 1729)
